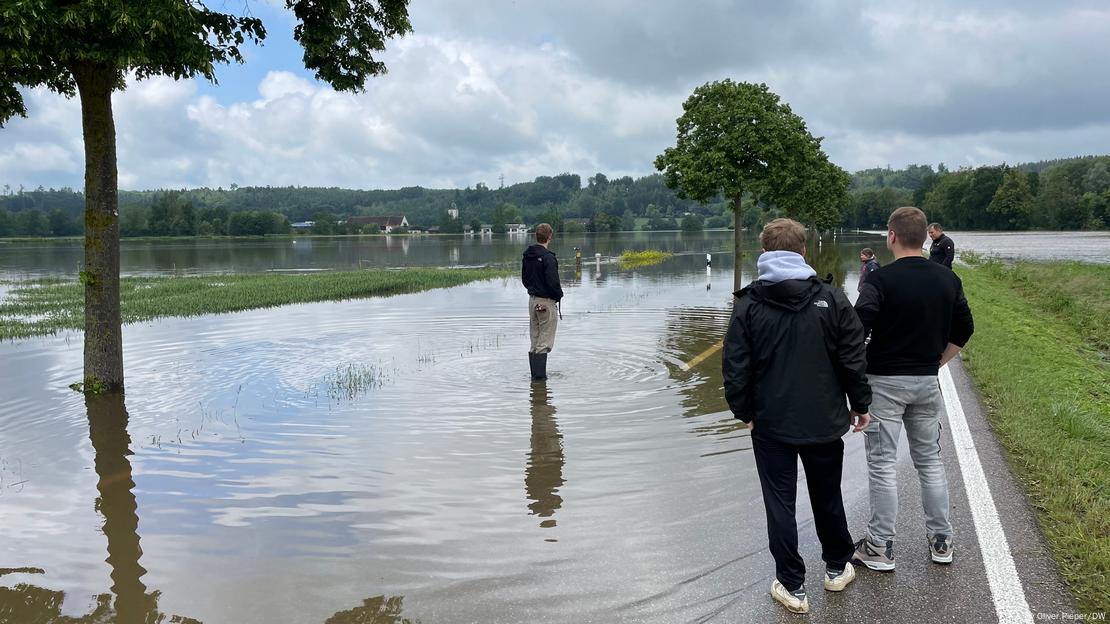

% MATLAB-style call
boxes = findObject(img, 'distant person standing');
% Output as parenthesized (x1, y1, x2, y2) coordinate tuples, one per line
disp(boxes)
(723, 218, 871, 614)
(927, 223, 955, 268)
(853, 207, 974, 572)
(858, 248, 880, 292)
(521, 223, 563, 381)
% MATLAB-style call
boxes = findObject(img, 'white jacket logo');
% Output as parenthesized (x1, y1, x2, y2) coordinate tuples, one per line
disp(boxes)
(814, 300, 829, 308)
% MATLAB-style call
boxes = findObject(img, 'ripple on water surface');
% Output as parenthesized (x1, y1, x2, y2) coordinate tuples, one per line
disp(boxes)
(1, 259, 870, 623)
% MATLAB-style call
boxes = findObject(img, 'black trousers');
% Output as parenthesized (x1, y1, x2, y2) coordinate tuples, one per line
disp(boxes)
(752, 432, 854, 591)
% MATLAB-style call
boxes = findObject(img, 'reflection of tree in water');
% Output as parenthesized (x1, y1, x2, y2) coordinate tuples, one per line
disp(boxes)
(0, 395, 424, 624)
(807, 234, 855, 290)
(325, 594, 418, 624)
(662, 306, 734, 420)
(525, 383, 564, 528)
(0, 391, 199, 623)
(87, 391, 160, 623)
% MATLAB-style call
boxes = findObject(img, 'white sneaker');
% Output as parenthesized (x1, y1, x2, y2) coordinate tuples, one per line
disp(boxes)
(824, 562, 857, 592)
(770, 579, 809, 614)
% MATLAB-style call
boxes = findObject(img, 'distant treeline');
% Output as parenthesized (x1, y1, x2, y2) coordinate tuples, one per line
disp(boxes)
(848, 155, 1109, 230)
(2, 155, 1108, 238)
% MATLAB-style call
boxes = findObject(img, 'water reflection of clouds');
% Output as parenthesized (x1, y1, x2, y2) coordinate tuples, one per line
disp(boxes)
(0, 235, 893, 623)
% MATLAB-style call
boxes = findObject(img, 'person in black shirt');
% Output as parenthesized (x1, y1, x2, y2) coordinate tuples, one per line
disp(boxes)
(852, 207, 973, 573)
(521, 223, 563, 381)
(723, 218, 871, 614)
(927, 223, 955, 268)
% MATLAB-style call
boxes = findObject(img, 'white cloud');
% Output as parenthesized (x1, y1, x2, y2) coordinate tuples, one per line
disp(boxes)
(2, 1, 1109, 190)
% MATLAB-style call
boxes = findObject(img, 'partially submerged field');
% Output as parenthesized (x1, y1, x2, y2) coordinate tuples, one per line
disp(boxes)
(0, 267, 512, 341)
(957, 257, 1109, 612)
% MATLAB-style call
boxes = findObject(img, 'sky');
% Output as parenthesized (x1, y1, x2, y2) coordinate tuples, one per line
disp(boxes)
(2, 0, 1110, 191)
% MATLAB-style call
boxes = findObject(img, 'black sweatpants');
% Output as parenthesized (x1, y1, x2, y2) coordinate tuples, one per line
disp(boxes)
(752, 432, 854, 591)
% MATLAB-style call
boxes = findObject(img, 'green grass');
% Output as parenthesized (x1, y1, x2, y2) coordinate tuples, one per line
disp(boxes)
(617, 249, 673, 268)
(957, 258, 1109, 612)
(0, 267, 512, 341)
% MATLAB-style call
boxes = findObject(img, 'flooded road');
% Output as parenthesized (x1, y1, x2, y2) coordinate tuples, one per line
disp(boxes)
(0, 233, 928, 622)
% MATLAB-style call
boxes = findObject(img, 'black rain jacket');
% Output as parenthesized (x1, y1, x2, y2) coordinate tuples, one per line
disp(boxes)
(521, 244, 563, 302)
(929, 234, 955, 268)
(722, 277, 871, 445)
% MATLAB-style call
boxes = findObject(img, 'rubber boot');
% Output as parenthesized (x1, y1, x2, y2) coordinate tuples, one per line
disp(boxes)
(532, 352, 548, 381)
(528, 352, 538, 380)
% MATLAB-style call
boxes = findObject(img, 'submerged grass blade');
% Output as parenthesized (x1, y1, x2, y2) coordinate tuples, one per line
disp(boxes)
(617, 250, 673, 268)
(0, 267, 513, 341)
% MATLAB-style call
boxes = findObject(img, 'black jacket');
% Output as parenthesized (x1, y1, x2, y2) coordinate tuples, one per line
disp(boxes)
(855, 256, 974, 376)
(929, 234, 955, 268)
(722, 277, 871, 445)
(521, 244, 563, 302)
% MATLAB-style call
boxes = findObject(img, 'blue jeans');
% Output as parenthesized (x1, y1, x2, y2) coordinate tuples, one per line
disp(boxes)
(864, 374, 953, 543)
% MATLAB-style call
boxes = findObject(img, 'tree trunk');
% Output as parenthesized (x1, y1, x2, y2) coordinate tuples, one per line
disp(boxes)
(732, 194, 743, 291)
(72, 63, 123, 390)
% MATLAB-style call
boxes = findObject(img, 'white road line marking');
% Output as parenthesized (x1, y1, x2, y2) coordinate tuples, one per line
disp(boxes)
(939, 365, 1034, 624)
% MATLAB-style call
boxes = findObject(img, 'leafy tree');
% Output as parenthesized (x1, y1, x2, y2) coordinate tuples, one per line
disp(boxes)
(648, 215, 677, 231)
(492, 202, 520, 233)
(656, 80, 834, 289)
(680, 214, 704, 233)
(469, 217, 482, 233)
(438, 209, 463, 233)
(198, 205, 229, 235)
(779, 157, 851, 231)
(705, 214, 731, 229)
(988, 168, 1034, 230)
(563, 220, 586, 234)
(0, 208, 10, 236)
(0, 1, 411, 389)
(588, 210, 616, 233)
(311, 212, 338, 235)
(49, 207, 81, 236)
(16, 209, 50, 236)
(1036, 165, 1085, 229)
(119, 204, 149, 237)
(620, 209, 636, 232)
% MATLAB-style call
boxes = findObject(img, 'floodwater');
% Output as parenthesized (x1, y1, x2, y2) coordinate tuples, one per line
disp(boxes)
(1, 228, 1106, 281)
(0, 232, 744, 280)
(0, 229, 1085, 623)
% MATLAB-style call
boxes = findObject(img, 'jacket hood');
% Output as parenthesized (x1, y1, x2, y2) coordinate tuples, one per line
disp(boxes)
(523, 244, 553, 260)
(737, 276, 824, 312)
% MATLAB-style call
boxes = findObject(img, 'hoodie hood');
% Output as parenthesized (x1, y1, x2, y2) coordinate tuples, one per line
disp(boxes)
(523, 244, 553, 260)
(742, 277, 824, 311)
(757, 250, 816, 283)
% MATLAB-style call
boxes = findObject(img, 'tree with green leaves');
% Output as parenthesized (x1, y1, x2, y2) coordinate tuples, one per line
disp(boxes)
(779, 156, 851, 232)
(655, 80, 835, 289)
(492, 202, 520, 233)
(1, 0, 411, 390)
(680, 213, 704, 233)
(988, 167, 1034, 230)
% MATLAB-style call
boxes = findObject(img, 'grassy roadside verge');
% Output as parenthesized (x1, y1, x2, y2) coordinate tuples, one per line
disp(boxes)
(956, 258, 1109, 612)
(0, 267, 513, 341)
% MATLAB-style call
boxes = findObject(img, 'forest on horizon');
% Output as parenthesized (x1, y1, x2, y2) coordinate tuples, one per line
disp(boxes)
(1, 154, 1108, 238)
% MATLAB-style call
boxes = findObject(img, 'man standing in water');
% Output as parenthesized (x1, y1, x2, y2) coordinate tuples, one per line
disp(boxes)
(927, 222, 955, 268)
(723, 218, 871, 614)
(521, 223, 563, 381)
(853, 207, 974, 572)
